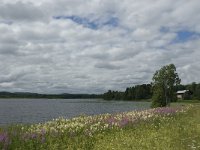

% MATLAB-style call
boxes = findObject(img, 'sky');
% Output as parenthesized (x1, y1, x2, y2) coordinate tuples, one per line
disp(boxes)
(0, 0, 200, 94)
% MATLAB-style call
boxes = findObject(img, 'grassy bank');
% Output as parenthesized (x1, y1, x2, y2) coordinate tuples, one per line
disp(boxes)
(0, 105, 199, 150)
(176, 99, 200, 103)
(94, 105, 200, 150)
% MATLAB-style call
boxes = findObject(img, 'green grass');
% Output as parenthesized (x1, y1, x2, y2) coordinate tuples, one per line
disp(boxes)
(176, 99, 200, 103)
(0, 105, 200, 150)
(94, 105, 200, 150)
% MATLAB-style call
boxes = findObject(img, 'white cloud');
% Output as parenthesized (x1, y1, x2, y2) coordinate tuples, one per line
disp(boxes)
(0, 0, 200, 93)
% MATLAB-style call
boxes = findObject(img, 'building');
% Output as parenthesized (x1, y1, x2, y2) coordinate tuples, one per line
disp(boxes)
(176, 90, 192, 100)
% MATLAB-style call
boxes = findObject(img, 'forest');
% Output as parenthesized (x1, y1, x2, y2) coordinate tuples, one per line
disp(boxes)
(103, 82, 200, 101)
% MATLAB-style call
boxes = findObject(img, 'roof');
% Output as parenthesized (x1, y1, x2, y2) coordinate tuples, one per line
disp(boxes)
(176, 90, 189, 94)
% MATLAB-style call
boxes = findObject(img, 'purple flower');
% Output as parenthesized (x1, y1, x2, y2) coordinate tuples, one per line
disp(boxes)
(154, 107, 179, 115)
(0, 132, 9, 143)
(119, 117, 129, 127)
(0, 132, 10, 149)
(31, 133, 37, 139)
(106, 117, 117, 127)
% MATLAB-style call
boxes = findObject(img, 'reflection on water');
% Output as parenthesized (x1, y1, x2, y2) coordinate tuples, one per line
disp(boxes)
(0, 99, 150, 125)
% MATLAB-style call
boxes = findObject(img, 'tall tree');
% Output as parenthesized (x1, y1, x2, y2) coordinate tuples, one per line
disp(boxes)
(151, 64, 181, 107)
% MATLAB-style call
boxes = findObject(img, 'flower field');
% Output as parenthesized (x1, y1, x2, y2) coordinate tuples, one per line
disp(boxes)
(0, 104, 199, 150)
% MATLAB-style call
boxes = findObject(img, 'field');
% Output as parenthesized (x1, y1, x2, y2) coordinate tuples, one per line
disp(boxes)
(0, 104, 200, 150)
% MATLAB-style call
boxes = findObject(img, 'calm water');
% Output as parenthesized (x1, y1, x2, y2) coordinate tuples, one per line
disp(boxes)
(0, 99, 150, 125)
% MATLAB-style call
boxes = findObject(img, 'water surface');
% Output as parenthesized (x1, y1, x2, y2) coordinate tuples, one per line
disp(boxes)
(0, 99, 150, 125)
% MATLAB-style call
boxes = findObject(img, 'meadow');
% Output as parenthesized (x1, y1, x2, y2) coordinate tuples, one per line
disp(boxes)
(0, 104, 200, 150)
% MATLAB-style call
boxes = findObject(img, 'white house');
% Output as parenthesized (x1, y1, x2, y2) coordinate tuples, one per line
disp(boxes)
(176, 90, 192, 100)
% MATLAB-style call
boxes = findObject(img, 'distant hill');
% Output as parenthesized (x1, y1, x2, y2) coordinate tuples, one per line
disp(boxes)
(0, 92, 102, 99)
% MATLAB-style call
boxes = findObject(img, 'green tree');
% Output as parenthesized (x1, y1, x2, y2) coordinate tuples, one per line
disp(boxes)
(103, 90, 114, 100)
(151, 64, 181, 107)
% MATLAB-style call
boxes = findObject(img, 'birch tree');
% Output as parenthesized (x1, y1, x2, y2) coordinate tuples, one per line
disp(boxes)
(151, 64, 181, 107)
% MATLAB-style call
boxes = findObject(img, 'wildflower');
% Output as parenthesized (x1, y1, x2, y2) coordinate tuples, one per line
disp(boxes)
(0, 132, 10, 149)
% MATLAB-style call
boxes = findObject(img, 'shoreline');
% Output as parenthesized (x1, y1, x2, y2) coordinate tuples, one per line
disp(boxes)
(1, 105, 197, 149)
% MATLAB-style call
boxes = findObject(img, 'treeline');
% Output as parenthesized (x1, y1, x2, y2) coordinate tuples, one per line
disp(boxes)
(103, 82, 200, 101)
(1, 82, 200, 100)
(103, 84, 152, 100)
(0, 92, 101, 99)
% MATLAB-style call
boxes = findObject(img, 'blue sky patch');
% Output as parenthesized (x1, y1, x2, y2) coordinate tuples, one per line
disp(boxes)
(175, 30, 200, 42)
(103, 17, 118, 27)
(53, 15, 119, 30)
(160, 27, 200, 43)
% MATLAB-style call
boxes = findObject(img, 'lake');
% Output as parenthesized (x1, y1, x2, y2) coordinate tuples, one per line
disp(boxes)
(0, 99, 150, 125)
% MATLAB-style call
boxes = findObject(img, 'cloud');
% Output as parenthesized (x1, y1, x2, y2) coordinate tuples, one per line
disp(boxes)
(0, 1, 47, 22)
(94, 62, 123, 70)
(0, 0, 200, 94)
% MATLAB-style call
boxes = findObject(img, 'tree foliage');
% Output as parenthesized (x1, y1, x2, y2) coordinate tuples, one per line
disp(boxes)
(185, 82, 200, 100)
(151, 64, 181, 107)
(103, 84, 152, 101)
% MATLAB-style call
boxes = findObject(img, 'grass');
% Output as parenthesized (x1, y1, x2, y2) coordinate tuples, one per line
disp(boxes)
(0, 104, 200, 150)
(176, 99, 200, 103)
(94, 105, 200, 150)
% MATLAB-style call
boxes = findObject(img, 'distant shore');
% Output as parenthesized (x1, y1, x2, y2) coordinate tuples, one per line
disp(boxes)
(0, 91, 101, 99)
